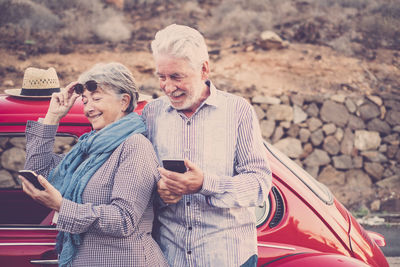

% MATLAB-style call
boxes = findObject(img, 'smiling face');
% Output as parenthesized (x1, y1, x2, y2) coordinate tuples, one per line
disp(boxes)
(156, 54, 210, 116)
(82, 86, 129, 131)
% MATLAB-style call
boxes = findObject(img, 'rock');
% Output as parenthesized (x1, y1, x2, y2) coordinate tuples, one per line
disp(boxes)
(303, 149, 330, 167)
(367, 95, 383, 106)
(364, 162, 384, 181)
(305, 165, 319, 178)
(318, 165, 345, 186)
(382, 133, 400, 145)
(280, 121, 291, 129)
(9, 137, 26, 149)
(354, 130, 381, 151)
(260, 120, 275, 139)
(320, 100, 349, 127)
(1, 147, 26, 171)
(3, 80, 14, 87)
(299, 128, 311, 143)
(252, 95, 281, 105)
(253, 105, 265, 120)
(360, 151, 387, 163)
(266, 104, 293, 121)
(271, 126, 284, 144)
(370, 200, 381, 212)
(323, 135, 340, 155)
(54, 136, 76, 154)
(367, 118, 391, 135)
(385, 110, 400, 126)
(358, 102, 380, 120)
(345, 169, 372, 188)
(305, 103, 319, 117)
(330, 94, 346, 103)
(310, 129, 324, 146)
(333, 155, 353, 169)
(353, 156, 363, 168)
(0, 169, 16, 188)
(293, 105, 307, 124)
(322, 123, 336, 135)
(273, 138, 303, 159)
(335, 127, 344, 142)
(347, 115, 365, 130)
(290, 94, 304, 106)
(258, 31, 287, 50)
(307, 117, 322, 132)
(0, 137, 9, 149)
(340, 128, 354, 155)
(387, 144, 399, 159)
(287, 124, 300, 138)
(300, 143, 313, 159)
(345, 98, 357, 113)
(376, 175, 400, 191)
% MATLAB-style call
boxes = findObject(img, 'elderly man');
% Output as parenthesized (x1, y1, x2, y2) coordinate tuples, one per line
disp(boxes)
(142, 24, 272, 267)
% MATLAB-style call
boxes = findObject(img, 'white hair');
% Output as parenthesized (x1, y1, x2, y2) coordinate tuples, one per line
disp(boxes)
(151, 24, 209, 70)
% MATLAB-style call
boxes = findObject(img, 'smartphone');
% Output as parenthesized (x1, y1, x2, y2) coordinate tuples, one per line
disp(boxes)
(162, 160, 186, 174)
(18, 170, 45, 190)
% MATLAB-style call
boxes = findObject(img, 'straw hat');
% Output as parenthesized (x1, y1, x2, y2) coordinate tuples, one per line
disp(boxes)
(5, 67, 61, 98)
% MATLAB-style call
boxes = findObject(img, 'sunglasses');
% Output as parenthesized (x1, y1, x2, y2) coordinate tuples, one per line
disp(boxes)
(74, 80, 98, 94)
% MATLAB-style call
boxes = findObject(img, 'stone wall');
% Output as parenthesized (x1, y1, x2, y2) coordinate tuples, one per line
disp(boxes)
(0, 136, 76, 188)
(0, 92, 399, 213)
(251, 92, 400, 213)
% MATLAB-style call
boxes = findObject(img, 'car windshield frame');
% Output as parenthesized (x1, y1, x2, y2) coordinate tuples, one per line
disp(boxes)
(264, 141, 333, 205)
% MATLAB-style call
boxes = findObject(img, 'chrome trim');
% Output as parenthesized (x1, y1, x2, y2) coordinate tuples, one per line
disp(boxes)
(0, 243, 56, 246)
(30, 259, 58, 265)
(257, 243, 296, 251)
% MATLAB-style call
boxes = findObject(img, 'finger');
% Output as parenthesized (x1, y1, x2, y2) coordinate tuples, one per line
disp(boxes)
(37, 175, 54, 192)
(158, 167, 183, 182)
(184, 158, 197, 171)
(65, 81, 78, 95)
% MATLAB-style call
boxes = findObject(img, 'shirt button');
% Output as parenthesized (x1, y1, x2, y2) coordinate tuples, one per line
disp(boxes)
(187, 121, 191, 126)
(188, 226, 192, 230)
(186, 202, 190, 206)
(187, 250, 192, 255)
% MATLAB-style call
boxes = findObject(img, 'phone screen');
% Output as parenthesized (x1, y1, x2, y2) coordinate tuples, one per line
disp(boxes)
(162, 160, 186, 174)
(18, 170, 45, 190)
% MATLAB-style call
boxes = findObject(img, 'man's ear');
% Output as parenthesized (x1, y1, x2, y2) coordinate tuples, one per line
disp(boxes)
(201, 61, 210, 80)
(121, 93, 131, 112)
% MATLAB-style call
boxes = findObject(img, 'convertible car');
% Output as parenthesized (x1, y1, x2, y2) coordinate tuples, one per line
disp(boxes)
(0, 94, 389, 267)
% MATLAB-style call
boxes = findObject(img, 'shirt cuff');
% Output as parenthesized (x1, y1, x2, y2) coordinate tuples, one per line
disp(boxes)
(26, 120, 58, 138)
(199, 172, 219, 196)
(55, 198, 77, 232)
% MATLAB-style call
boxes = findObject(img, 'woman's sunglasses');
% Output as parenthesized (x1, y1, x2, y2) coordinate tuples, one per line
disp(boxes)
(74, 80, 98, 94)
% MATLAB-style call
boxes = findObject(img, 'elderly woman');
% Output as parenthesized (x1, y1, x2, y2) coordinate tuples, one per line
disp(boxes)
(20, 63, 168, 267)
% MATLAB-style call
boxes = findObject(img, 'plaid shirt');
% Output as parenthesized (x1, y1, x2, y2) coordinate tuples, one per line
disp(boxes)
(24, 120, 168, 267)
(142, 81, 272, 267)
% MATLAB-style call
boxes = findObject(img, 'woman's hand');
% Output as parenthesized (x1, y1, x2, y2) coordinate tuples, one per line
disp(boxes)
(44, 81, 81, 125)
(19, 174, 63, 211)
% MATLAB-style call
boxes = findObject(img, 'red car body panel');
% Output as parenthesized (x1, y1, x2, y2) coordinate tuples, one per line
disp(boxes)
(0, 94, 389, 267)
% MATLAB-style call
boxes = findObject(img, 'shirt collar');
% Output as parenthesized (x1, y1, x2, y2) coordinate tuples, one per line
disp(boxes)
(164, 80, 219, 113)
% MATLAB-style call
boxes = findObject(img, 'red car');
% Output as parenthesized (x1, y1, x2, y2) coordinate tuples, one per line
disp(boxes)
(0, 94, 389, 267)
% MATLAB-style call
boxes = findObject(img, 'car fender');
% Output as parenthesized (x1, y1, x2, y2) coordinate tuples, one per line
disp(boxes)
(259, 252, 370, 267)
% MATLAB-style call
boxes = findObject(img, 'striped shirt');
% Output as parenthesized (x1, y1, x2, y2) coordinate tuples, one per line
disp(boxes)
(24, 121, 168, 267)
(142, 81, 272, 267)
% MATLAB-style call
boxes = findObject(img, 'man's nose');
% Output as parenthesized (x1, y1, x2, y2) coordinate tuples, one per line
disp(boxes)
(162, 79, 176, 94)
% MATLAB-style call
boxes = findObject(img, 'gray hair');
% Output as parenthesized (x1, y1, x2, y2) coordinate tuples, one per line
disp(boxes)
(78, 62, 138, 113)
(151, 24, 209, 70)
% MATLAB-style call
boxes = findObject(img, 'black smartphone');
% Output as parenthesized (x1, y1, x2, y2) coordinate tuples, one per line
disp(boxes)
(18, 170, 45, 190)
(162, 160, 186, 174)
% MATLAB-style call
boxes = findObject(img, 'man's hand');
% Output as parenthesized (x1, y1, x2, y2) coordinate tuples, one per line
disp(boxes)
(157, 179, 183, 204)
(158, 159, 204, 196)
(19, 174, 63, 211)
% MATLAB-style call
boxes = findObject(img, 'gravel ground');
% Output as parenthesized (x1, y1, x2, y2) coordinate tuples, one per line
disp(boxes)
(387, 257, 400, 266)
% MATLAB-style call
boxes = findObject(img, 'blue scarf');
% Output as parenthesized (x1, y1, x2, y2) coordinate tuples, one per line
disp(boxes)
(47, 112, 146, 267)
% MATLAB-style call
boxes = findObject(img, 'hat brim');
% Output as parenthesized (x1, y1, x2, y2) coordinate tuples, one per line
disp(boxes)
(4, 88, 54, 98)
